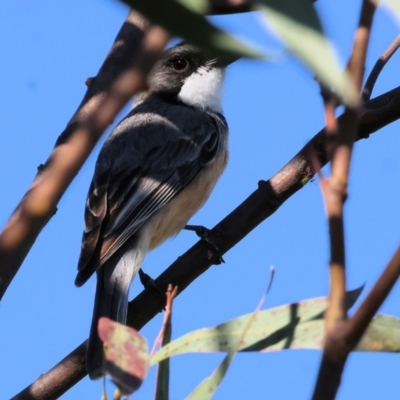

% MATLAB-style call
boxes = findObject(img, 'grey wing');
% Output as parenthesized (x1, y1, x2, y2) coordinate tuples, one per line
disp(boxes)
(75, 111, 223, 287)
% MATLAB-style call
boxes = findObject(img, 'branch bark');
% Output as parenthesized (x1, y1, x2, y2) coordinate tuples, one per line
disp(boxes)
(12, 85, 400, 400)
(313, 2, 377, 398)
(0, 12, 169, 301)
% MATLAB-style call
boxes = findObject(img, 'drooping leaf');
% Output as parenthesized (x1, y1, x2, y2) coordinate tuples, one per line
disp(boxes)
(257, 0, 359, 106)
(98, 318, 149, 395)
(121, 0, 263, 64)
(150, 287, 363, 364)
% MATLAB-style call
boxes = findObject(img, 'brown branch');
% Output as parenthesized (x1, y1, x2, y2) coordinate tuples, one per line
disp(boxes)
(346, 0, 376, 94)
(322, 0, 376, 335)
(362, 35, 400, 101)
(313, 2, 376, 399)
(150, 285, 178, 356)
(12, 85, 400, 400)
(0, 12, 169, 301)
(154, 285, 177, 400)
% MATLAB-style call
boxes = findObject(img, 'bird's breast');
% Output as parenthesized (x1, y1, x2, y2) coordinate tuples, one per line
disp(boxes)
(147, 149, 228, 250)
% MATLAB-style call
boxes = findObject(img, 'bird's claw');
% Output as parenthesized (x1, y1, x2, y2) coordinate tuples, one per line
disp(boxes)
(138, 269, 165, 300)
(184, 224, 225, 264)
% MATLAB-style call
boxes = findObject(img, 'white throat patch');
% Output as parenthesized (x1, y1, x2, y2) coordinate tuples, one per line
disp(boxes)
(178, 67, 225, 113)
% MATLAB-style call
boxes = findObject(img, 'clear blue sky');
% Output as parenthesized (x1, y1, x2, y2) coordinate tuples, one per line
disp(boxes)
(1, 1, 400, 399)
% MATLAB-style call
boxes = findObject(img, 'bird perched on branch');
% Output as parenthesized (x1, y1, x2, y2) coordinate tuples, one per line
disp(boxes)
(75, 43, 230, 379)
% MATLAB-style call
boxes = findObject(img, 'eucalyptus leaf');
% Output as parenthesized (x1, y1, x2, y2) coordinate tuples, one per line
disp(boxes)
(258, 0, 359, 106)
(98, 318, 149, 395)
(357, 314, 400, 352)
(185, 276, 271, 399)
(373, 0, 400, 23)
(150, 287, 363, 364)
(121, 0, 263, 64)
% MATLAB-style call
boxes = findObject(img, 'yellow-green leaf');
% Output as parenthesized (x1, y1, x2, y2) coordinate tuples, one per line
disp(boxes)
(357, 314, 400, 352)
(149, 287, 362, 364)
(258, 0, 359, 106)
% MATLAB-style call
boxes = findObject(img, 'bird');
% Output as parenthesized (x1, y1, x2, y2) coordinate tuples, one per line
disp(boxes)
(75, 42, 230, 379)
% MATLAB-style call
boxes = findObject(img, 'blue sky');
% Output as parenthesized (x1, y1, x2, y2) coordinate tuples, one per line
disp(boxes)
(1, 1, 400, 399)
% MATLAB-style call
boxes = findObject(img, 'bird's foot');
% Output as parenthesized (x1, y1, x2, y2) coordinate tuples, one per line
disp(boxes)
(138, 269, 164, 300)
(184, 224, 225, 264)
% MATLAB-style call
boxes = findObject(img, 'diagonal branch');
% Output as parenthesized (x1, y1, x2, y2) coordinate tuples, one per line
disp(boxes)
(0, 11, 169, 301)
(12, 85, 400, 400)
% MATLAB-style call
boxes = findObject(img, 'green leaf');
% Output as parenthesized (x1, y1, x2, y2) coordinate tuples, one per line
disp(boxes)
(373, 0, 400, 22)
(258, 0, 359, 107)
(149, 287, 362, 364)
(357, 314, 400, 352)
(98, 318, 149, 395)
(185, 277, 271, 399)
(120, 0, 263, 64)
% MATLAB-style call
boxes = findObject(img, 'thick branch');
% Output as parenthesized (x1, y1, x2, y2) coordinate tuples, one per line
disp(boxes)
(12, 86, 400, 400)
(0, 12, 169, 301)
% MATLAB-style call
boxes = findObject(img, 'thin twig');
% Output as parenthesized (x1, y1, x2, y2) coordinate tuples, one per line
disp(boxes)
(153, 285, 177, 400)
(346, 246, 400, 346)
(346, 0, 376, 94)
(362, 35, 400, 101)
(150, 285, 178, 356)
(325, 0, 376, 335)
(313, 2, 376, 399)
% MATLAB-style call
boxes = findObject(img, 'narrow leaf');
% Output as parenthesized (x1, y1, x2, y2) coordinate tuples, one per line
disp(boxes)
(121, 0, 263, 64)
(185, 272, 273, 400)
(258, 0, 359, 106)
(98, 318, 149, 395)
(150, 287, 363, 364)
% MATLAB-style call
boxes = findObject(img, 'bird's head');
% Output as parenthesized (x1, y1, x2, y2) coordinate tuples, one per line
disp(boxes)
(147, 43, 230, 113)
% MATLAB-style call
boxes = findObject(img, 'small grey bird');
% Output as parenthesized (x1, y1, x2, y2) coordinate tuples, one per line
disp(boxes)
(75, 43, 230, 379)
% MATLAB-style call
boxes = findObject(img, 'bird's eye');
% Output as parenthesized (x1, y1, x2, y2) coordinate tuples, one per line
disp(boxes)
(171, 58, 189, 72)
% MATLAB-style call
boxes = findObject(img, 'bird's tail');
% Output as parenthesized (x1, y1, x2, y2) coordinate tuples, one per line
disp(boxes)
(86, 245, 144, 379)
